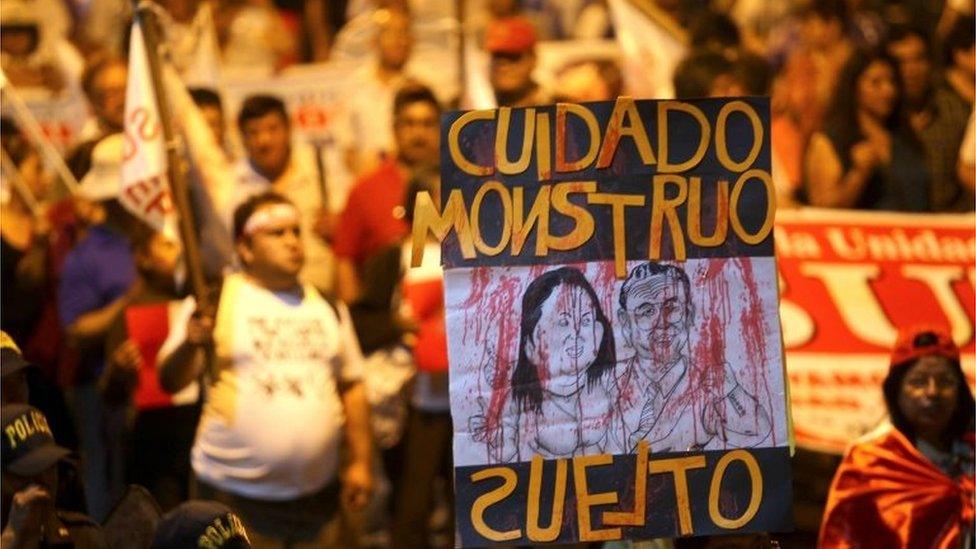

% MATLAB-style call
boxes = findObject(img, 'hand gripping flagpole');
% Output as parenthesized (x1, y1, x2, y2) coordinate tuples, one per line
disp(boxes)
(132, 1, 215, 377)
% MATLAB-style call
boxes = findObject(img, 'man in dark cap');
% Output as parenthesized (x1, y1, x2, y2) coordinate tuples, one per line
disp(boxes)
(152, 500, 251, 549)
(0, 405, 106, 547)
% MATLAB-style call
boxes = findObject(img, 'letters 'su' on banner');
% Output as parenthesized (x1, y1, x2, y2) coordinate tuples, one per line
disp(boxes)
(412, 97, 792, 546)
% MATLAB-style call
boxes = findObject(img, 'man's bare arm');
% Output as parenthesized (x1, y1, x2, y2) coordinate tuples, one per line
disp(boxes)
(338, 380, 372, 509)
(66, 289, 136, 344)
(336, 258, 361, 305)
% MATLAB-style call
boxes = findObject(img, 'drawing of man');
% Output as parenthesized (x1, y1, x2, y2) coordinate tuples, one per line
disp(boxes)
(611, 262, 771, 453)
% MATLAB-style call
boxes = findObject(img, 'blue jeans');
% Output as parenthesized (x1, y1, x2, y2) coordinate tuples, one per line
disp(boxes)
(64, 382, 127, 521)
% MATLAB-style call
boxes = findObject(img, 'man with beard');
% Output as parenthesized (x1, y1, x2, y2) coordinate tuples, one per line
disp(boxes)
(611, 262, 771, 454)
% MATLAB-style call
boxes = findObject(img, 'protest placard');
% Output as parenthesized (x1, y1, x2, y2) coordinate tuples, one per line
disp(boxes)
(412, 97, 792, 545)
(777, 209, 976, 454)
(0, 89, 89, 153)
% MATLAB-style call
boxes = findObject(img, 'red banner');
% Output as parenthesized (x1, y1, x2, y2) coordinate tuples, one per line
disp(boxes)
(777, 209, 975, 453)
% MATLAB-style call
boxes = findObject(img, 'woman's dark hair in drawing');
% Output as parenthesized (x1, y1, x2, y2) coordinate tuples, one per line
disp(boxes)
(512, 267, 616, 414)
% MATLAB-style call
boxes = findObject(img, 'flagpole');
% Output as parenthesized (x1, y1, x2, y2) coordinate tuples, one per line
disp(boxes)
(0, 149, 42, 217)
(457, 0, 466, 107)
(0, 82, 81, 196)
(312, 141, 329, 215)
(132, 1, 208, 306)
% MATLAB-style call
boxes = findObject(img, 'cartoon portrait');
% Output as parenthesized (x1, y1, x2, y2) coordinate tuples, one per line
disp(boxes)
(611, 262, 772, 453)
(470, 267, 618, 463)
(454, 259, 783, 466)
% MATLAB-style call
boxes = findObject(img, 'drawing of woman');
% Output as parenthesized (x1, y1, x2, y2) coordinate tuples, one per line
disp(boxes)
(501, 267, 618, 461)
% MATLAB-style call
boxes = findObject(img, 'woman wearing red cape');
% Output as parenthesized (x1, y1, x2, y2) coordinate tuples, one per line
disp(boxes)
(820, 326, 975, 548)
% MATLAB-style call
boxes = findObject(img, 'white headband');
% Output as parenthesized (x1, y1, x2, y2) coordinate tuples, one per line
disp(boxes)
(242, 203, 300, 237)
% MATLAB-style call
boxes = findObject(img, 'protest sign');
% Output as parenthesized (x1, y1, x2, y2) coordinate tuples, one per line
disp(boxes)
(0, 87, 89, 154)
(413, 97, 791, 545)
(777, 209, 976, 454)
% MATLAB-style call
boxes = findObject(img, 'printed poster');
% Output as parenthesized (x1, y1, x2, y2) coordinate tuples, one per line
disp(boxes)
(414, 97, 792, 545)
(777, 209, 976, 454)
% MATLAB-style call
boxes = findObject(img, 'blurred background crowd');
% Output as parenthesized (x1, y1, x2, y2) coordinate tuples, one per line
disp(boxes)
(0, 0, 974, 547)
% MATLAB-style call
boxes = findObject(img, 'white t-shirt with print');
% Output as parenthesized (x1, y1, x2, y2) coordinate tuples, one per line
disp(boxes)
(161, 273, 363, 500)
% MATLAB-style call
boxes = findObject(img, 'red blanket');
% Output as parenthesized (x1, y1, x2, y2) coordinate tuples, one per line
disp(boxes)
(820, 425, 974, 548)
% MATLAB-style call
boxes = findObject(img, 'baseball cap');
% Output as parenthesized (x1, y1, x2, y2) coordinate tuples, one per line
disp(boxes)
(1, 405, 71, 477)
(485, 17, 537, 55)
(78, 133, 123, 201)
(0, 0, 40, 28)
(1, 331, 31, 378)
(151, 500, 251, 549)
(890, 326, 960, 370)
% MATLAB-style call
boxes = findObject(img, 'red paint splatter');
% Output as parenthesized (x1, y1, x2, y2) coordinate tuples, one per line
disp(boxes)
(688, 259, 732, 447)
(732, 257, 777, 445)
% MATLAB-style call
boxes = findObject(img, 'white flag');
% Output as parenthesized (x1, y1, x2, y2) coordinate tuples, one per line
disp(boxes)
(168, 1, 222, 88)
(460, 36, 496, 110)
(607, 0, 686, 99)
(122, 20, 177, 236)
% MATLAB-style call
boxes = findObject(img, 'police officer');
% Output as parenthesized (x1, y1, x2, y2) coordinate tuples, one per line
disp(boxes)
(151, 500, 251, 549)
(1, 405, 106, 548)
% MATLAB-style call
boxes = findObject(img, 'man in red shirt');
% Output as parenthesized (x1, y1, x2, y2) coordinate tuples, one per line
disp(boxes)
(333, 82, 440, 304)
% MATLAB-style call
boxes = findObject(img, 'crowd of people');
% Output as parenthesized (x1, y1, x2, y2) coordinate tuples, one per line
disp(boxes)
(0, 0, 974, 547)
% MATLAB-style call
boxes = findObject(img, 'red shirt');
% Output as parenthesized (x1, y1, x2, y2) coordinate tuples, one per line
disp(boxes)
(333, 159, 409, 266)
(402, 276, 447, 373)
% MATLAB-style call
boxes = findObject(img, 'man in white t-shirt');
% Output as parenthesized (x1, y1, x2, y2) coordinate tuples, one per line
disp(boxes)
(338, 8, 415, 178)
(158, 192, 372, 546)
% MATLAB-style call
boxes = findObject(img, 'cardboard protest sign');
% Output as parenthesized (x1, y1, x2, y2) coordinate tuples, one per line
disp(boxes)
(0, 90, 89, 153)
(412, 97, 791, 545)
(776, 209, 975, 454)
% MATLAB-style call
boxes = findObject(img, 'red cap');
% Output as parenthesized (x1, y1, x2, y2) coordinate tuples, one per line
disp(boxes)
(485, 17, 537, 54)
(890, 326, 960, 370)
